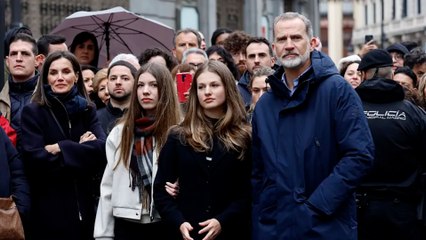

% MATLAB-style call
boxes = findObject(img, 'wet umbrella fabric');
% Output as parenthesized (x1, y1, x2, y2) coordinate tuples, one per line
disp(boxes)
(50, 6, 175, 67)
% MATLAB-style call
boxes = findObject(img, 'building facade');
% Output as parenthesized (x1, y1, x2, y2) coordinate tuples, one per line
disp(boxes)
(352, 0, 426, 51)
(4, 0, 129, 39)
(4, 0, 323, 49)
(130, 0, 320, 48)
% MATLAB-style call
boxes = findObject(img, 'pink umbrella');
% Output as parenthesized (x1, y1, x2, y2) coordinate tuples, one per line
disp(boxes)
(50, 6, 175, 67)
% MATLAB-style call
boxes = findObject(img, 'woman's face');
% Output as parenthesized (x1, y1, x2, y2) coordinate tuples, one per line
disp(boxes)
(251, 75, 269, 105)
(215, 33, 230, 46)
(97, 78, 110, 104)
(344, 62, 362, 88)
(82, 69, 94, 94)
(47, 58, 78, 94)
(208, 52, 225, 64)
(197, 71, 226, 119)
(137, 72, 159, 116)
(148, 55, 167, 67)
(74, 39, 96, 65)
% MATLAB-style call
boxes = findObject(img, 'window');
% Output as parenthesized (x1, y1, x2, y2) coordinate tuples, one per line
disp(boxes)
(392, 0, 396, 19)
(418, 0, 422, 14)
(261, 16, 269, 39)
(373, 2, 376, 24)
(180, 6, 199, 30)
(402, 0, 407, 18)
(364, 4, 368, 25)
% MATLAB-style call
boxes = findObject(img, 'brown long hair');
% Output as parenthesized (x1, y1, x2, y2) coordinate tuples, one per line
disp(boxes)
(32, 51, 89, 106)
(177, 60, 251, 159)
(117, 63, 181, 168)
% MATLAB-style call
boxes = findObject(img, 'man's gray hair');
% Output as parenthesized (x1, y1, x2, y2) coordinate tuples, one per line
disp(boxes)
(182, 48, 208, 64)
(273, 12, 313, 40)
(364, 66, 393, 80)
(173, 28, 201, 48)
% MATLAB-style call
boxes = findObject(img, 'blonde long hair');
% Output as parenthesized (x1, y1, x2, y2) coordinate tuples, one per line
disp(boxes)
(176, 61, 251, 160)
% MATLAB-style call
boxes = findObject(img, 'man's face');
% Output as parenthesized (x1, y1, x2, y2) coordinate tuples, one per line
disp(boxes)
(272, 18, 314, 70)
(48, 43, 68, 54)
(184, 53, 207, 70)
(231, 51, 246, 74)
(389, 51, 404, 71)
(246, 42, 274, 74)
(6, 40, 37, 82)
(173, 32, 199, 63)
(394, 73, 415, 90)
(413, 62, 426, 81)
(107, 65, 135, 103)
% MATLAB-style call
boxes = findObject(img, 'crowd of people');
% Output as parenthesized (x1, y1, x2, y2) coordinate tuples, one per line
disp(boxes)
(1, 9, 426, 240)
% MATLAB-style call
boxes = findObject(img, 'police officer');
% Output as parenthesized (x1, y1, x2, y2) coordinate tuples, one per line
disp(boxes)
(356, 49, 426, 240)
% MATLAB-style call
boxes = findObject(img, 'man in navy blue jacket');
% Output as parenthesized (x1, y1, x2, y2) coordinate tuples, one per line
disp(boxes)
(251, 12, 375, 240)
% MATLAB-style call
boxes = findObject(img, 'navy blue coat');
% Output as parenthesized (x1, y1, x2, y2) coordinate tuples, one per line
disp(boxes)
(237, 71, 252, 108)
(251, 50, 375, 240)
(21, 99, 106, 240)
(0, 127, 30, 223)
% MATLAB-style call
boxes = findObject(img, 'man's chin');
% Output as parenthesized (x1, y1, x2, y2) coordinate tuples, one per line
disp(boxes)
(238, 66, 247, 73)
(282, 59, 302, 69)
(109, 94, 130, 102)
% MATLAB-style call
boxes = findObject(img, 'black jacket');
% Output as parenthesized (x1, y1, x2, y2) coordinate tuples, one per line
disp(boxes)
(356, 78, 426, 194)
(96, 101, 125, 135)
(154, 130, 251, 240)
(21, 98, 106, 240)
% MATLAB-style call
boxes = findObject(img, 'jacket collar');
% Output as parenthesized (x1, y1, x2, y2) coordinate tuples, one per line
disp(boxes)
(356, 77, 405, 103)
(8, 74, 39, 93)
(107, 101, 127, 116)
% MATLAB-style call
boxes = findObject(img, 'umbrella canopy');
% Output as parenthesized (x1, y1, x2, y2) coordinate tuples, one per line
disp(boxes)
(50, 6, 175, 67)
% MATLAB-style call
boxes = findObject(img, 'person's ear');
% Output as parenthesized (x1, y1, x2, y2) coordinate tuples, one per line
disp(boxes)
(35, 54, 45, 68)
(360, 71, 366, 81)
(270, 56, 276, 66)
(309, 37, 317, 51)
(172, 48, 177, 58)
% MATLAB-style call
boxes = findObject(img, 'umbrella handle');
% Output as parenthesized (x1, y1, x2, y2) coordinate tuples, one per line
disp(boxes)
(104, 22, 111, 61)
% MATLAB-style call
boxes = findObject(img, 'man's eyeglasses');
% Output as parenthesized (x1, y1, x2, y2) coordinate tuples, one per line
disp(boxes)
(390, 52, 404, 61)
(188, 62, 203, 69)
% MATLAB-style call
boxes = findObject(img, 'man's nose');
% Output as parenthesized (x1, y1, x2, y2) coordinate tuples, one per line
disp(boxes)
(16, 52, 23, 60)
(239, 52, 245, 60)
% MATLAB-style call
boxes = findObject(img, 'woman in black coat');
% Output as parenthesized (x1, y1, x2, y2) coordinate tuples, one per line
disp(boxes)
(20, 51, 106, 240)
(154, 61, 252, 240)
(0, 126, 30, 234)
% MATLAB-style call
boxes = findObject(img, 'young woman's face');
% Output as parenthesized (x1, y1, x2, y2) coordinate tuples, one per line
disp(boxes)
(74, 39, 96, 65)
(344, 62, 362, 88)
(97, 78, 110, 104)
(137, 72, 159, 116)
(197, 71, 226, 119)
(47, 58, 78, 94)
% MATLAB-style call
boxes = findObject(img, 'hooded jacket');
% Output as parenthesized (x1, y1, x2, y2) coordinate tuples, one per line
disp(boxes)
(251, 50, 374, 240)
(356, 78, 426, 193)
